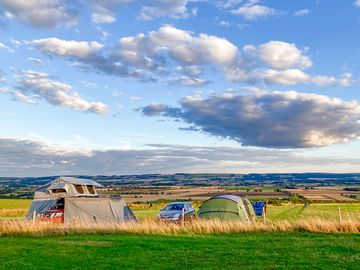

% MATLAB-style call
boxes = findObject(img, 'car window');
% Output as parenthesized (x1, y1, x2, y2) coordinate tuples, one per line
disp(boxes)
(163, 204, 184, 211)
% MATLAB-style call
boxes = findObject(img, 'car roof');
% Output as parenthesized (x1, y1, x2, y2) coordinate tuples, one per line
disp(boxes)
(167, 201, 191, 205)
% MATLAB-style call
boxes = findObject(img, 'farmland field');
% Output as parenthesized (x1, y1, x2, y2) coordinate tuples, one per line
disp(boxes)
(0, 233, 359, 269)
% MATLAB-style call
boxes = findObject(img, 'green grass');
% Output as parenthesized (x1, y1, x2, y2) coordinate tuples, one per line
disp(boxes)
(0, 199, 31, 209)
(0, 233, 359, 269)
(267, 204, 360, 221)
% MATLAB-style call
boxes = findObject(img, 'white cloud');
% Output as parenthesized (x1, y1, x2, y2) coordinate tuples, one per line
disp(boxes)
(168, 76, 209, 87)
(354, 0, 360, 7)
(138, 0, 196, 20)
(245, 41, 312, 70)
(263, 69, 310, 85)
(0, 70, 108, 114)
(32, 38, 103, 59)
(215, 0, 244, 9)
(32, 26, 354, 88)
(119, 24, 238, 67)
(0, 87, 36, 104)
(28, 57, 44, 66)
(232, 0, 277, 20)
(142, 90, 360, 148)
(0, 0, 77, 28)
(294, 9, 311, 16)
(1, 138, 360, 176)
(91, 0, 134, 24)
(0, 42, 15, 53)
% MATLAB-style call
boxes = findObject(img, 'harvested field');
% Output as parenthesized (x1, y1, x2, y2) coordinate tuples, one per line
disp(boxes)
(285, 188, 360, 202)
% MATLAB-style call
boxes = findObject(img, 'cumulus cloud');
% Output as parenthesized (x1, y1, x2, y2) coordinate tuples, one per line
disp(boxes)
(32, 25, 238, 85)
(0, 70, 108, 114)
(142, 90, 360, 148)
(231, 0, 277, 20)
(244, 41, 312, 70)
(118, 24, 238, 66)
(31, 26, 353, 87)
(0, 0, 77, 28)
(31, 37, 151, 80)
(263, 70, 353, 87)
(32, 38, 103, 59)
(1, 138, 359, 176)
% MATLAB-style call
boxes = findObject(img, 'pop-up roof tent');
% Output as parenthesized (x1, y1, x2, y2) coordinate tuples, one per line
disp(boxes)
(198, 194, 256, 222)
(27, 177, 136, 223)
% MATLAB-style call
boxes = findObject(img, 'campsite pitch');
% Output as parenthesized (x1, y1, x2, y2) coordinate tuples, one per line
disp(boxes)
(0, 233, 359, 269)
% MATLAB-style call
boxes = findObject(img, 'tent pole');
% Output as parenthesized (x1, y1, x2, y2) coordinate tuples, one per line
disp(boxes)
(181, 207, 185, 226)
(338, 207, 342, 223)
(32, 210, 36, 223)
(262, 205, 266, 224)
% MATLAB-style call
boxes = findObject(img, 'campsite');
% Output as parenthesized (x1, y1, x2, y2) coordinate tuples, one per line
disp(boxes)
(1, 1, 360, 269)
(0, 175, 359, 269)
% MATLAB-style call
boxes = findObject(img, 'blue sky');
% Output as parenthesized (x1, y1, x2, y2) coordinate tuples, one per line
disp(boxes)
(1, 0, 360, 176)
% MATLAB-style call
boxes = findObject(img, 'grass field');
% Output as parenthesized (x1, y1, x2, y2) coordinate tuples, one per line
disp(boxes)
(0, 233, 359, 269)
(0, 199, 359, 269)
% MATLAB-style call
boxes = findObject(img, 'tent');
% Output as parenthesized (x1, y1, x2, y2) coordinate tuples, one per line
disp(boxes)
(26, 177, 136, 223)
(198, 194, 256, 222)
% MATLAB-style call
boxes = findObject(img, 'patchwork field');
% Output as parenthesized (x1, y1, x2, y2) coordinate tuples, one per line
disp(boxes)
(0, 233, 359, 269)
(99, 186, 289, 203)
(285, 187, 360, 202)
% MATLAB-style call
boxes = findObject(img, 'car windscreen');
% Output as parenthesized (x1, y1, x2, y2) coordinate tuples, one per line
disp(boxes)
(163, 204, 184, 211)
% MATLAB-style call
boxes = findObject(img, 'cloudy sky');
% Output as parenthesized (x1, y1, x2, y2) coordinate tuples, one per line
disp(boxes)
(1, 0, 360, 176)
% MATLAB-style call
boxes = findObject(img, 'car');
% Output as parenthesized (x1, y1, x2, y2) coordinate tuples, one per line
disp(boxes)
(36, 209, 64, 223)
(158, 202, 195, 222)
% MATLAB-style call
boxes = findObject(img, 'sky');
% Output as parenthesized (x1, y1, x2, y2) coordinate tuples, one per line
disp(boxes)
(1, 0, 360, 177)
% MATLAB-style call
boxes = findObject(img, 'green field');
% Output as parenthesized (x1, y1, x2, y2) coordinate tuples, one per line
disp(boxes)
(0, 233, 359, 269)
(0, 199, 31, 209)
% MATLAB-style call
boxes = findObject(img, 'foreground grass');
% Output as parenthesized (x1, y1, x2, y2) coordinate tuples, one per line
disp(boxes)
(1, 218, 359, 236)
(0, 233, 359, 269)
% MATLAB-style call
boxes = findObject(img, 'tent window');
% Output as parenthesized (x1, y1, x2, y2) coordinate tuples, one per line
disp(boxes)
(74, 185, 84, 194)
(51, 189, 66, 193)
(87, 185, 95, 194)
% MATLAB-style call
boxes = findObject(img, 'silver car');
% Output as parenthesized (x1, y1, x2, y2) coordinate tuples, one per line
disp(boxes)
(158, 202, 195, 221)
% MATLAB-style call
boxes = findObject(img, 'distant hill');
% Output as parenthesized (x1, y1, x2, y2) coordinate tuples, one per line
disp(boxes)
(1, 173, 360, 187)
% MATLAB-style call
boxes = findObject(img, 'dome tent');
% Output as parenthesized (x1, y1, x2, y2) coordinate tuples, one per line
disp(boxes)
(27, 177, 136, 223)
(198, 195, 256, 222)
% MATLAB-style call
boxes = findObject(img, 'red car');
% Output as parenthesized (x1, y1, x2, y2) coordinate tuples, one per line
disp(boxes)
(37, 209, 64, 223)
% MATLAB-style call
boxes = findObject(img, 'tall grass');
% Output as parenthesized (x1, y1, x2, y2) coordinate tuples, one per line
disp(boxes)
(1, 216, 359, 237)
(0, 209, 27, 217)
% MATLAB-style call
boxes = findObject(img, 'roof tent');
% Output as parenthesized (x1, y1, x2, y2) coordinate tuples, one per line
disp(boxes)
(198, 194, 256, 222)
(26, 177, 136, 223)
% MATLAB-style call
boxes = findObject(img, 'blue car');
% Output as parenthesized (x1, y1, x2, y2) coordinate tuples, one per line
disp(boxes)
(158, 202, 195, 221)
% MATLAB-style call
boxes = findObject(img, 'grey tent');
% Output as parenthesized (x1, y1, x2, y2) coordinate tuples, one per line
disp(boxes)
(198, 194, 256, 222)
(27, 177, 136, 223)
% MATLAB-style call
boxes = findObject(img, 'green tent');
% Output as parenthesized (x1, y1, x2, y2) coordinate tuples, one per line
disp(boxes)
(198, 195, 255, 222)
